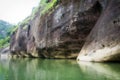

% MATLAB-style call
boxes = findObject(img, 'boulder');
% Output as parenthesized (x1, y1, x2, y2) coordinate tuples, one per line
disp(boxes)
(0, 47, 10, 59)
(77, 0, 120, 62)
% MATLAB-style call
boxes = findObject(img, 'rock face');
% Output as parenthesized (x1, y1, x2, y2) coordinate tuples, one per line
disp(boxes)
(10, 26, 28, 57)
(10, 0, 101, 58)
(0, 47, 10, 54)
(10, 0, 120, 61)
(0, 47, 10, 59)
(28, 0, 102, 59)
(77, 0, 120, 62)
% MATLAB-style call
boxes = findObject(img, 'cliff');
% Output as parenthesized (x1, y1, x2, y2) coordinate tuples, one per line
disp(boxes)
(10, 0, 120, 61)
(77, 0, 120, 62)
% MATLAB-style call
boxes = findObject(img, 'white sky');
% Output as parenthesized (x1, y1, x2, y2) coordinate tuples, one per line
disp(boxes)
(0, 0, 40, 24)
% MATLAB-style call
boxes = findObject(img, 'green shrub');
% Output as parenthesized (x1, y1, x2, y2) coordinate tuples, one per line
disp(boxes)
(0, 36, 10, 48)
(40, 0, 57, 15)
(18, 0, 58, 27)
(0, 25, 18, 48)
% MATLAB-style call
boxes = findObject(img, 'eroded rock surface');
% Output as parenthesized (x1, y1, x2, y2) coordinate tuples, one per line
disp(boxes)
(77, 0, 120, 62)
(10, 0, 120, 61)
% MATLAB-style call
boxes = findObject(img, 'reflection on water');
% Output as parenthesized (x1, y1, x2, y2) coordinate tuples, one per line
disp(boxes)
(78, 62, 120, 80)
(0, 59, 81, 80)
(0, 58, 120, 80)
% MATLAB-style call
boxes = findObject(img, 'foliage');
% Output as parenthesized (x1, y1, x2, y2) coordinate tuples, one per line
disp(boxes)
(0, 20, 16, 48)
(19, 16, 31, 27)
(0, 0, 58, 48)
(19, 0, 58, 27)
(10, 25, 18, 33)
(0, 20, 13, 39)
(0, 36, 10, 48)
(0, 20, 12, 30)
(23, 25, 28, 30)
(40, 0, 57, 15)
(0, 25, 19, 48)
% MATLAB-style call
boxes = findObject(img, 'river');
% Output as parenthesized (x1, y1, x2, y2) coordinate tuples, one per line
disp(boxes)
(0, 58, 120, 80)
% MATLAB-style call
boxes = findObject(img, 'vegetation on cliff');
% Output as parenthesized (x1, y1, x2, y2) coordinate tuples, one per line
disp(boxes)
(40, 0, 57, 14)
(0, 0, 58, 49)
(0, 20, 15, 48)
(19, 0, 57, 27)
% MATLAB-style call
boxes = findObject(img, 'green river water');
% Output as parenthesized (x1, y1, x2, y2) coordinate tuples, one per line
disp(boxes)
(0, 58, 120, 80)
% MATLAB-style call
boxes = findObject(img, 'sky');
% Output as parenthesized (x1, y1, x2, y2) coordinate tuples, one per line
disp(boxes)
(0, 0, 40, 24)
